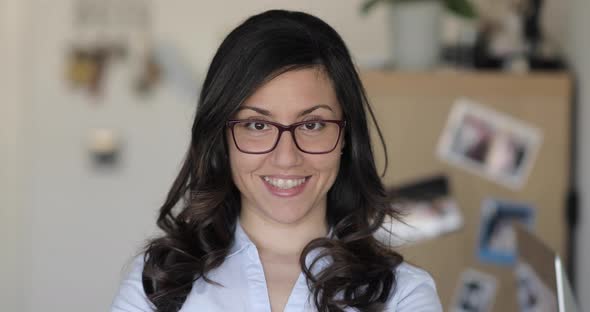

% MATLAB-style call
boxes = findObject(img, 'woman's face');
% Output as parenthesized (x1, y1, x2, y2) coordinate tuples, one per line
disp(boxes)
(227, 68, 344, 227)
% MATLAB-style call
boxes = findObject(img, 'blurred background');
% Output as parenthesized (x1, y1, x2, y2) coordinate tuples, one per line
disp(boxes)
(1, 0, 588, 311)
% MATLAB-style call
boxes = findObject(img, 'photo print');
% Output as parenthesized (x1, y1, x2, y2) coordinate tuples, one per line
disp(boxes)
(376, 174, 463, 246)
(515, 261, 558, 312)
(437, 98, 542, 190)
(478, 198, 535, 266)
(450, 268, 498, 312)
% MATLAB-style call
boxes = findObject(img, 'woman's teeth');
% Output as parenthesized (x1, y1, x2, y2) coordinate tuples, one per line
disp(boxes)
(263, 176, 307, 189)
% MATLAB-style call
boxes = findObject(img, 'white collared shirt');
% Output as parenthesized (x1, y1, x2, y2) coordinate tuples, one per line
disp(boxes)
(111, 222, 442, 311)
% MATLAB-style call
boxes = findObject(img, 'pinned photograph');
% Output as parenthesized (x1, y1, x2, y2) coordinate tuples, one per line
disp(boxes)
(450, 268, 498, 312)
(478, 199, 535, 266)
(437, 98, 542, 189)
(377, 175, 463, 246)
(515, 261, 558, 312)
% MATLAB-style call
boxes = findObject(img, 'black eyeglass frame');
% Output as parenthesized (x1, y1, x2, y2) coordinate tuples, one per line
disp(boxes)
(226, 119, 346, 154)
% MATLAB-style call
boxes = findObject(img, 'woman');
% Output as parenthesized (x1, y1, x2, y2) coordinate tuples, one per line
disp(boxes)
(112, 9, 442, 312)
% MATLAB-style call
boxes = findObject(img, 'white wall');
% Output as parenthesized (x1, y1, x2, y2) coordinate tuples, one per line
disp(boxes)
(567, 0, 590, 309)
(0, 0, 30, 311)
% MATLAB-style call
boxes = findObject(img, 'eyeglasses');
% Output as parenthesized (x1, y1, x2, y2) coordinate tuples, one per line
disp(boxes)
(226, 119, 346, 154)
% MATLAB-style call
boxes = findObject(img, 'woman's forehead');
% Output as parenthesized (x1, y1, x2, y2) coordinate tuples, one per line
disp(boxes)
(239, 68, 341, 117)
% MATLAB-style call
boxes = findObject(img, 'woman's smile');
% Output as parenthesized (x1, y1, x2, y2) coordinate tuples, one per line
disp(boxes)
(261, 175, 312, 197)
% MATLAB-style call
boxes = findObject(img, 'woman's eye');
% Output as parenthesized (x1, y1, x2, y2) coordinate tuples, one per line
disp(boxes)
(302, 122, 325, 130)
(246, 122, 269, 130)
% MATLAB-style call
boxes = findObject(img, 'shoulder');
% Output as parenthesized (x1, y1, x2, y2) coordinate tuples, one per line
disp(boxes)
(110, 254, 155, 312)
(385, 262, 443, 312)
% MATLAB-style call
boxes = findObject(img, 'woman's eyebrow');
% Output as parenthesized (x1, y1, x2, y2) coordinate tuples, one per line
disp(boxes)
(237, 104, 334, 117)
(298, 104, 333, 117)
(237, 106, 272, 116)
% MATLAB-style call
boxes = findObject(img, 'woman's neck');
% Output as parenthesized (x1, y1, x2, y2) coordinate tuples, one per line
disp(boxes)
(239, 208, 329, 257)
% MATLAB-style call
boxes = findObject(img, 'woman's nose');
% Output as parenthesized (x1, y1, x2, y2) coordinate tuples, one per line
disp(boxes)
(270, 131, 302, 168)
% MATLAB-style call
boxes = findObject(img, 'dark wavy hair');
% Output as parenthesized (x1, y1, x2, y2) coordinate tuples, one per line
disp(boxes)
(141, 9, 403, 312)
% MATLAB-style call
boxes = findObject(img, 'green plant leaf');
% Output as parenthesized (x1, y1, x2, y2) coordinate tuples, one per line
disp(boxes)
(444, 0, 477, 18)
(360, 0, 390, 15)
(360, 0, 477, 18)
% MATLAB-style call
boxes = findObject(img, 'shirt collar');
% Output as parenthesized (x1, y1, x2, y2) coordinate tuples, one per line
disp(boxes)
(227, 220, 254, 257)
